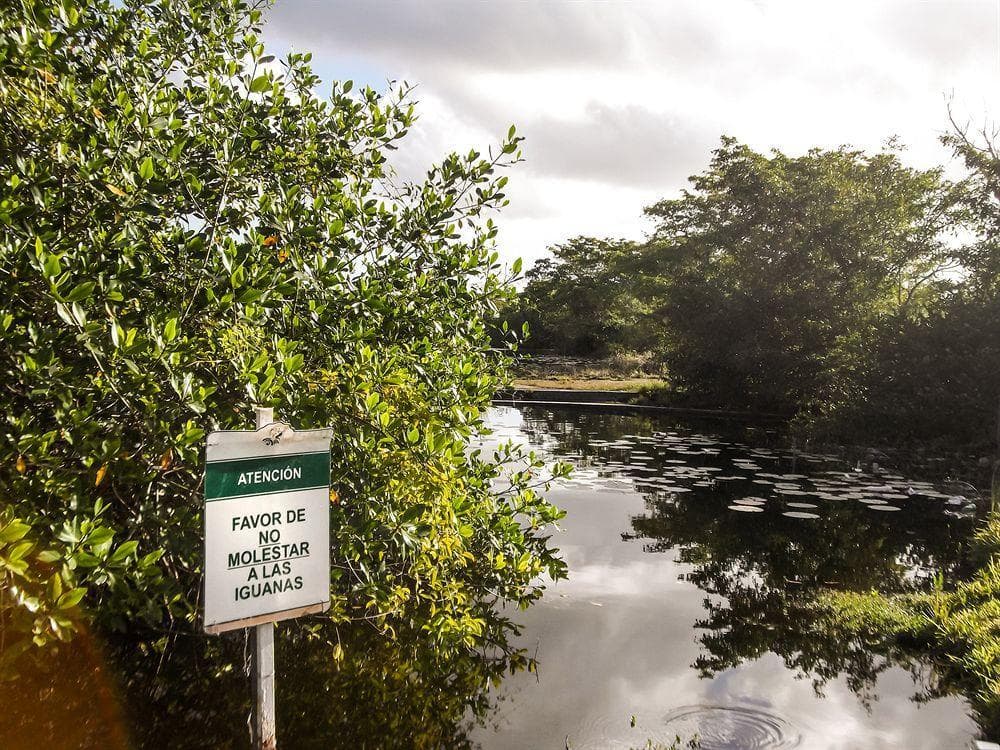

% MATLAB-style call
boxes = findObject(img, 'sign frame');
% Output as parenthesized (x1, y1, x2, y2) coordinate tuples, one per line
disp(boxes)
(202, 419, 333, 635)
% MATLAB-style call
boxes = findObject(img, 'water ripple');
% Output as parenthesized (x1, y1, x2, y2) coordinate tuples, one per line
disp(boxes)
(660, 704, 802, 749)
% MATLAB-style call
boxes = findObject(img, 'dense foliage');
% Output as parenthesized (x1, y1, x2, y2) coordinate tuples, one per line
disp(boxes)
(508, 236, 648, 356)
(816, 291, 1000, 445)
(0, 0, 566, 707)
(639, 138, 965, 414)
(509, 135, 1000, 446)
(806, 125, 1000, 737)
(0, 612, 532, 748)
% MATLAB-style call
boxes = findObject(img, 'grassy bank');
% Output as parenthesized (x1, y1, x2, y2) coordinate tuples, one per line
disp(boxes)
(512, 353, 668, 392)
(515, 377, 665, 391)
(809, 512, 1000, 737)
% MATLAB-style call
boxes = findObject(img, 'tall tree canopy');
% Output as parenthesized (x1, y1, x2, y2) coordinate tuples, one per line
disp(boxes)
(511, 236, 646, 355)
(827, 122, 1000, 445)
(640, 137, 965, 413)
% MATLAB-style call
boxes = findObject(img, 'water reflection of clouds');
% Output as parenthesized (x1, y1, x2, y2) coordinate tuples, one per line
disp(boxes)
(479, 584, 975, 749)
(472, 406, 978, 750)
(552, 555, 696, 600)
(706, 656, 974, 750)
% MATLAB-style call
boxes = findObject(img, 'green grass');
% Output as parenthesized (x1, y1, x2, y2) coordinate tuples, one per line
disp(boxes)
(514, 377, 667, 392)
(512, 353, 668, 393)
(814, 512, 1000, 735)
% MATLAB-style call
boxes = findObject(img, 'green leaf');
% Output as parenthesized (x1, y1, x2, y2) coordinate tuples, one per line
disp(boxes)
(43, 253, 61, 278)
(73, 552, 100, 568)
(0, 520, 30, 544)
(57, 588, 87, 610)
(65, 281, 95, 302)
(400, 504, 427, 524)
(139, 549, 164, 568)
(56, 524, 80, 544)
(48, 572, 63, 601)
(7, 540, 34, 563)
(163, 316, 178, 342)
(139, 156, 154, 180)
(230, 265, 245, 288)
(249, 75, 270, 93)
(109, 540, 139, 564)
(87, 527, 115, 547)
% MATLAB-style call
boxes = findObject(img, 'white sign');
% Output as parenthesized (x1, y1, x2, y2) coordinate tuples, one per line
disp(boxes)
(203, 423, 332, 633)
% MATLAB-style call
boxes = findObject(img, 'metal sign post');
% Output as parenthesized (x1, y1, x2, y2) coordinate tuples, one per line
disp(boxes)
(203, 406, 332, 750)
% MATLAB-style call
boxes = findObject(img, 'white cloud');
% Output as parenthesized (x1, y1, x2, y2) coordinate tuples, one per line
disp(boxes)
(263, 0, 1000, 267)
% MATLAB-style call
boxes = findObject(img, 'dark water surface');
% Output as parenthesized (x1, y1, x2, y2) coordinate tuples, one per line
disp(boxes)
(470, 405, 983, 750)
(1, 405, 988, 749)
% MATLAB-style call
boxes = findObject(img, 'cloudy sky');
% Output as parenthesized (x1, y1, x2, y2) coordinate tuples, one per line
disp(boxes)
(264, 1, 1000, 270)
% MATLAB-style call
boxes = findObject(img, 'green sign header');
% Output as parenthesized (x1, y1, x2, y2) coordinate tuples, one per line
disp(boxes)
(205, 450, 329, 501)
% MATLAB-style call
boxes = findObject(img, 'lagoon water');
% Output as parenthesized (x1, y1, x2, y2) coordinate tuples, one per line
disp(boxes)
(471, 405, 981, 750)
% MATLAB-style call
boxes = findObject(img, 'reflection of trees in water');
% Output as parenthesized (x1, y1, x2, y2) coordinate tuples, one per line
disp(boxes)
(516, 409, 660, 455)
(512, 405, 991, 733)
(517, 406, 991, 489)
(515, 408, 775, 459)
(634, 489, 974, 592)
(630, 489, 980, 727)
(0, 616, 528, 749)
(273, 620, 525, 750)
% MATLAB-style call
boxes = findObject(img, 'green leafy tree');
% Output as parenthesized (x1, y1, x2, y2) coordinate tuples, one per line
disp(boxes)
(639, 137, 964, 413)
(944, 117, 1000, 293)
(799, 120, 1000, 738)
(0, 0, 566, 690)
(813, 121, 1000, 449)
(511, 236, 649, 355)
(817, 293, 1000, 447)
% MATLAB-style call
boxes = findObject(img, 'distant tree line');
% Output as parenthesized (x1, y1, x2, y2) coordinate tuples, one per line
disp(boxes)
(506, 132, 1000, 446)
